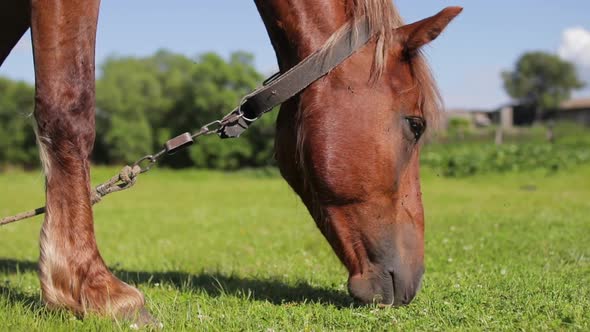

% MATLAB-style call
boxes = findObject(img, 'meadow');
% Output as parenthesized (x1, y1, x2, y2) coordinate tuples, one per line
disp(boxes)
(0, 164, 589, 331)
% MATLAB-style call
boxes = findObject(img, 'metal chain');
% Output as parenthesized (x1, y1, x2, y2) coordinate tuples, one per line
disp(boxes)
(0, 114, 243, 227)
(132, 119, 225, 174)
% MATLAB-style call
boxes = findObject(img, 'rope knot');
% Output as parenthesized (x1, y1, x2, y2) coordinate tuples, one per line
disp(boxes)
(119, 165, 141, 184)
(90, 191, 103, 205)
(90, 165, 142, 207)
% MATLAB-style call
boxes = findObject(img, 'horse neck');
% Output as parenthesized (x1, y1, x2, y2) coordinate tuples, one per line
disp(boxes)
(254, 0, 349, 71)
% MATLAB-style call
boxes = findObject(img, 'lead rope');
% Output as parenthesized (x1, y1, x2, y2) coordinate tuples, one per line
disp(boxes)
(0, 119, 224, 227)
(0, 165, 141, 226)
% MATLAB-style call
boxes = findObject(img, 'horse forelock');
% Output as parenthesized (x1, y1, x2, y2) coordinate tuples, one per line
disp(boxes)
(318, 0, 442, 128)
(356, 0, 443, 129)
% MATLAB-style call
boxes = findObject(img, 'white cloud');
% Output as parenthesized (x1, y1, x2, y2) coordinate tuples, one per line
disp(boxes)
(559, 27, 590, 92)
(559, 27, 590, 67)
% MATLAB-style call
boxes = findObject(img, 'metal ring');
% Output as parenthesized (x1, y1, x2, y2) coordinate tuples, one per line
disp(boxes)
(133, 155, 157, 173)
(237, 106, 260, 122)
(196, 120, 222, 136)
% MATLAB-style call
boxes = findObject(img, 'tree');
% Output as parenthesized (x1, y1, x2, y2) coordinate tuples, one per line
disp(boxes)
(95, 56, 160, 163)
(0, 77, 38, 169)
(1, 50, 274, 170)
(502, 52, 585, 142)
(164, 51, 264, 169)
(94, 50, 270, 169)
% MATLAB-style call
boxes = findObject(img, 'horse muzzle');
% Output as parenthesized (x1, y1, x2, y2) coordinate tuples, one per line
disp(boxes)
(347, 261, 424, 306)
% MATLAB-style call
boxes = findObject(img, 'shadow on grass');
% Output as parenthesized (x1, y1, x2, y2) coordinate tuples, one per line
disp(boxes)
(0, 285, 45, 312)
(0, 258, 353, 309)
(115, 269, 353, 308)
(0, 259, 46, 312)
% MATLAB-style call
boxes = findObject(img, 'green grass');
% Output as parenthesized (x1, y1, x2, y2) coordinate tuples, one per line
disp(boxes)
(0, 166, 589, 331)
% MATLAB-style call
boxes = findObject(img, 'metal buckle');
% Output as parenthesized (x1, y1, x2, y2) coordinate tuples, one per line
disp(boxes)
(165, 132, 194, 154)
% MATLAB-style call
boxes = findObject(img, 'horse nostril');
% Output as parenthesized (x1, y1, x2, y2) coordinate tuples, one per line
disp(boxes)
(391, 264, 424, 306)
(347, 270, 395, 305)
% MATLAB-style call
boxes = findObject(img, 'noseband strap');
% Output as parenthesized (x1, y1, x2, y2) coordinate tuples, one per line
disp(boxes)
(219, 15, 374, 138)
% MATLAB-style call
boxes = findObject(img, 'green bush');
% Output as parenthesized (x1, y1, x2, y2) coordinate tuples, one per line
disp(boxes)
(421, 142, 590, 177)
(447, 117, 472, 140)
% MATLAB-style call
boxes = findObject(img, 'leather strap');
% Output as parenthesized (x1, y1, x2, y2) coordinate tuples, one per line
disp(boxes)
(219, 16, 373, 138)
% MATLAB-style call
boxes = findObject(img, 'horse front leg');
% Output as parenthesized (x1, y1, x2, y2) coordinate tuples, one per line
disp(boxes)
(30, 0, 155, 325)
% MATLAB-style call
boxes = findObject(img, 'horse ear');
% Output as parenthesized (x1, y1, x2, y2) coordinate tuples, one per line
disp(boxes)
(397, 6, 462, 55)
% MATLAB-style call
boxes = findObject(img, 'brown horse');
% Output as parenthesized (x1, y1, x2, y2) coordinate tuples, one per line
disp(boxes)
(0, 0, 460, 325)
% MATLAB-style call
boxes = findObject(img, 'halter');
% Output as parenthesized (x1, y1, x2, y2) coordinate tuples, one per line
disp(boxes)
(219, 15, 373, 138)
(0, 16, 376, 226)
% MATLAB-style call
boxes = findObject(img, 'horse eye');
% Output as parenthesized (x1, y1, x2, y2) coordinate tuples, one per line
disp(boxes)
(405, 116, 426, 141)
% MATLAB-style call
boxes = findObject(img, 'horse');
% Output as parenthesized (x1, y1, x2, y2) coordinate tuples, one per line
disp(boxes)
(0, 0, 461, 326)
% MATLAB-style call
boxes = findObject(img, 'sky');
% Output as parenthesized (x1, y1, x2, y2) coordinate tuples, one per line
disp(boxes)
(1, 0, 589, 110)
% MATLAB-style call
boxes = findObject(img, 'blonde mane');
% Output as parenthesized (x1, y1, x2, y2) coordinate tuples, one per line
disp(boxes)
(320, 0, 443, 127)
